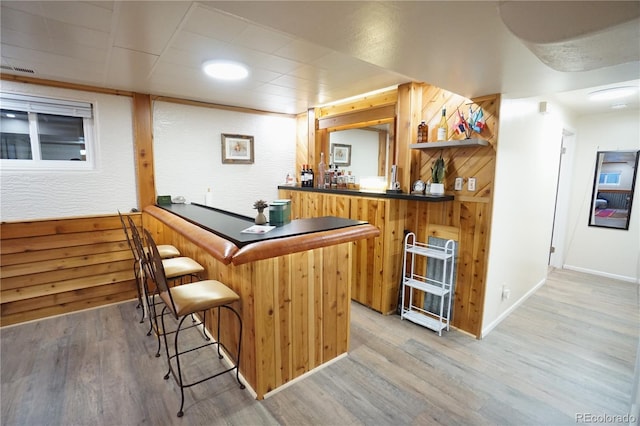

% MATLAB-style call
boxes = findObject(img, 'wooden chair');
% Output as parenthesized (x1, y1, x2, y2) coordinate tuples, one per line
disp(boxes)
(143, 229, 244, 417)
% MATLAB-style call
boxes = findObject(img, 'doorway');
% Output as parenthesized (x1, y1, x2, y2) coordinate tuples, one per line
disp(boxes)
(549, 129, 576, 268)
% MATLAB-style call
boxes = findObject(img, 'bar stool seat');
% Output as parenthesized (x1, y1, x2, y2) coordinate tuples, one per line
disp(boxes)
(156, 245, 181, 259)
(162, 257, 204, 279)
(165, 280, 239, 317)
(144, 229, 244, 417)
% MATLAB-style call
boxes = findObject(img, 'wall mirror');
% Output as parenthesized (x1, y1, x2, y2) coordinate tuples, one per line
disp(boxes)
(589, 150, 639, 230)
(329, 123, 390, 180)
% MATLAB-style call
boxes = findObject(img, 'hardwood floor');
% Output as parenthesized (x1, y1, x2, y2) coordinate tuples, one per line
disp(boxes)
(1, 269, 638, 425)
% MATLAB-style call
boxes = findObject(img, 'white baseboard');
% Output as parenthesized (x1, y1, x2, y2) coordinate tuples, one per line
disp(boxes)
(563, 264, 639, 284)
(262, 353, 348, 399)
(481, 277, 546, 338)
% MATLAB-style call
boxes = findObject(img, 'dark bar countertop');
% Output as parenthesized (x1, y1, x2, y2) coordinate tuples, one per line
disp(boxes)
(157, 202, 367, 248)
(278, 185, 454, 202)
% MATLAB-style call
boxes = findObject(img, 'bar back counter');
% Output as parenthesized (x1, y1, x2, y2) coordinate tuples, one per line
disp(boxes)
(143, 203, 379, 399)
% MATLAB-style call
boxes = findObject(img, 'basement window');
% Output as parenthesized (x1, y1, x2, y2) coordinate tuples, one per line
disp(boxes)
(599, 172, 621, 185)
(0, 93, 94, 170)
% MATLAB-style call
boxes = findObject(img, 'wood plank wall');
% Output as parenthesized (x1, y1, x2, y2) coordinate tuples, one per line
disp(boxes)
(0, 213, 139, 326)
(295, 83, 500, 337)
(410, 87, 500, 337)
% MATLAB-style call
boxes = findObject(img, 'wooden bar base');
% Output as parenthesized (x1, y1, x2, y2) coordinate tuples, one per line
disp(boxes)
(143, 205, 379, 398)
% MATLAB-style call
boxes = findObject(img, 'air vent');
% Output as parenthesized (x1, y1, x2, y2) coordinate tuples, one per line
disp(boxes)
(0, 65, 35, 74)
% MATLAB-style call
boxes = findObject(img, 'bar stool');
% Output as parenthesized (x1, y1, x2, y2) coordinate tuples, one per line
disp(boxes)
(117, 211, 182, 322)
(127, 217, 205, 356)
(144, 229, 244, 417)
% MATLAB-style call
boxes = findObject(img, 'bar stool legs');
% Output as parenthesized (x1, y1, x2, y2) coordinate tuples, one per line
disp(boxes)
(161, 305, 244, 417)
(144, 228, 244, 417)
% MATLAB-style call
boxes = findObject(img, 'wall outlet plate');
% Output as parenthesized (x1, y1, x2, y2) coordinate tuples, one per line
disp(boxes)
(454, 177, 463, 191)
(468, 177, 476, 191)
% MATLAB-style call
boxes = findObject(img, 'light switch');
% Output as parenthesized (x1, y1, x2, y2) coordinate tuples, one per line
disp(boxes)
(468, 177, 476, 191)
(454, 177, 463, 191)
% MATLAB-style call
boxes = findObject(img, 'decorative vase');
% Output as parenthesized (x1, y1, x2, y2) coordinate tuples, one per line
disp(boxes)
(430, 183, 445, 196)
(255, 209, 267, 225)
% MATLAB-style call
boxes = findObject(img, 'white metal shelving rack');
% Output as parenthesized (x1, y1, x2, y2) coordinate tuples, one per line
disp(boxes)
(401, 232, 455, 336)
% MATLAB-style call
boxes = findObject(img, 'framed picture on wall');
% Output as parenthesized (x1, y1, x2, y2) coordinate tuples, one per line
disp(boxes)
(331, 143, 351, 166)
(221, 134, 254, 164)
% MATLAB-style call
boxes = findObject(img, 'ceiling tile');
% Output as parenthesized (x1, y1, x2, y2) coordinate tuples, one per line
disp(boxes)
(232, 24, 294, 54)
(46, 19, 111, 49)
(274, 39, 333, 64)
(0, 28, 51, 52)
(0, 5, 48, 35)
(105, 47, 159, 89)
(38, 1, 113, 32)
(183, 4, 248, 43)
(114, 2, 191, 55)
(1, 44, 105, 84)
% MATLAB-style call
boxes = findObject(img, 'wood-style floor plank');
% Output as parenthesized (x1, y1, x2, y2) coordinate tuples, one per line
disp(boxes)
(1, 269, 637, 425)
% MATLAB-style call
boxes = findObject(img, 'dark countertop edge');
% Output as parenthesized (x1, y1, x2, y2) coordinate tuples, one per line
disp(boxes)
(277, 185, 454, 202)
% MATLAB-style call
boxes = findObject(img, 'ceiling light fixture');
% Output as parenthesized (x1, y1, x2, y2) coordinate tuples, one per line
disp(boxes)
(588, 86, 637, 101)
(202, 60, 249, 81)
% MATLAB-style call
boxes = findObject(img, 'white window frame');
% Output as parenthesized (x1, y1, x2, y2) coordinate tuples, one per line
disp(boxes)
(0, 92, 95, 171)
(599, 171, 621, 186)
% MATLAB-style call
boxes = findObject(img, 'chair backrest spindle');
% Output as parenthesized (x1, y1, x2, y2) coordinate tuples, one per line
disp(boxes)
(143, 228, 179, 318)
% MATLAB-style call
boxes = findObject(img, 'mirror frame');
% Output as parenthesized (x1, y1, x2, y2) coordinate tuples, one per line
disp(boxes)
(588, 149, 639, 230)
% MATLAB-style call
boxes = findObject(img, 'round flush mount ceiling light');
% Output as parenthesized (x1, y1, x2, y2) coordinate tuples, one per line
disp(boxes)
(202, 60, 249, 81)
(588, 86, 638, 101)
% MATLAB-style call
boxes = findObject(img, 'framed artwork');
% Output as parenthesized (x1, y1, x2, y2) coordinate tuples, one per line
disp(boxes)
(331, 143, 351, 166)
(221, 134, 254, 164)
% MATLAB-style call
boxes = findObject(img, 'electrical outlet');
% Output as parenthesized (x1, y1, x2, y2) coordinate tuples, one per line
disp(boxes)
(468, 177, 476, 191)
(454, 177, 463, 191)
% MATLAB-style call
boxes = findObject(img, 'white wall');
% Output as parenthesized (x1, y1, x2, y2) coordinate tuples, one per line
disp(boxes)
(563, 109, 640, 283)
(0, 81, 137, 221)
(153, 101, 296, 218)
(482, 97, 575, 336)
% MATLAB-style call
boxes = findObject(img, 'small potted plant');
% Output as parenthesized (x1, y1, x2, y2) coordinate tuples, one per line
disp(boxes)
(430, 154, 446, 195)
(253, 199, 269, 224)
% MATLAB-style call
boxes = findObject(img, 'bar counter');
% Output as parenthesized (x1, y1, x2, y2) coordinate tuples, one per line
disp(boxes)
(142, 204, 379, 399)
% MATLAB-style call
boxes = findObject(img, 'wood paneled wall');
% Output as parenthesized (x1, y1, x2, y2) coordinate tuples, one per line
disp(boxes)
(0, 213, 139, 326)
(295, 83, 500, 337)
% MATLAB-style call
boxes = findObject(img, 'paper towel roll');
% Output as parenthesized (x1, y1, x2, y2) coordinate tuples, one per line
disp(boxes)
(205, 188, 214, 206)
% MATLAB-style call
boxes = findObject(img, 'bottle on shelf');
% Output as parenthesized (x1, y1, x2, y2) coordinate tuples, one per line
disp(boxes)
(302, 164, 310, 187)
(318, 153, 326, 188)
(309, 166, 314, 188)
(437, 108, 448, 141)
(418, 120, 428, 143)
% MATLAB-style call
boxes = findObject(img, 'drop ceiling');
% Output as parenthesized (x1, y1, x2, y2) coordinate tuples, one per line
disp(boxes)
(1, 1, 638, 116)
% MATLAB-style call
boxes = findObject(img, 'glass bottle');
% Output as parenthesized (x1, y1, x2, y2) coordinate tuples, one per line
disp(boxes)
(437, 108, 448, 141)
(318, 152, 326, 188)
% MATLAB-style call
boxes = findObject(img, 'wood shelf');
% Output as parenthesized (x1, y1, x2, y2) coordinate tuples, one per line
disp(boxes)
(409, 138, 489, 150)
